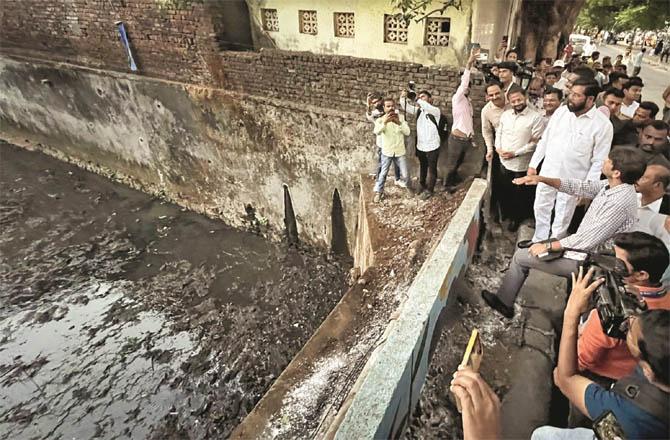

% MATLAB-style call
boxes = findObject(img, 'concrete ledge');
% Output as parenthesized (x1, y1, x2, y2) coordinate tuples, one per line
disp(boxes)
(332, 178, 487, 439)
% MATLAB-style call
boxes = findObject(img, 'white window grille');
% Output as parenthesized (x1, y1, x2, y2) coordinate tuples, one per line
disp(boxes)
(299, 10, 318, 35)
(334, 12, 355, 38)
(424, 17, 450, 46)
(262, 8, 279, 32)
(384, 14, 409, 44)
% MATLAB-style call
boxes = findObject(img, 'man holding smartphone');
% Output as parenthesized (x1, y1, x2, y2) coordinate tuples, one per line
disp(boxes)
(373, 98, 410, 202)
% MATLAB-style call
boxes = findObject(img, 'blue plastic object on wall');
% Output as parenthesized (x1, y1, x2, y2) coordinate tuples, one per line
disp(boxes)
(115, 21, 138, 72)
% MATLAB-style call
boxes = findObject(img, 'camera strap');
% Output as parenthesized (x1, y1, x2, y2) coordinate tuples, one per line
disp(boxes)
(612, 374, 670, 422)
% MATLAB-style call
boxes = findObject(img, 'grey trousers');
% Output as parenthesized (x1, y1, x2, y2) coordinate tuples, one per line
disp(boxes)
(445, 134, 470, 176)
(496, 248, 581, 307)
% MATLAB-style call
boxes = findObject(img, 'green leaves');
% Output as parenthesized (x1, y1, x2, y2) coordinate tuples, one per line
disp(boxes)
(389, 0, 463, 22)
(577, 0, 670, 31)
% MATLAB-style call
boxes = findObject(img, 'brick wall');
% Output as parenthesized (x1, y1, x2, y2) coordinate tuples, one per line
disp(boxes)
(219, 49, 486, 140)
(0, 0, 225, 84)
(0, 1, 485, 120)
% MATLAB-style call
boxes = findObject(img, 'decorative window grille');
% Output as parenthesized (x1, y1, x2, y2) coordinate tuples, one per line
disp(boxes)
(424, 18, 450, 46)
(334, 12, 355, 38)
(299, 10, 318, 35)
(384, 14, 409, 44)
(262, 8, 279, 32)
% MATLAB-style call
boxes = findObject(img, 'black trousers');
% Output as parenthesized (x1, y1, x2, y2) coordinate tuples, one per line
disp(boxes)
(498, 165, 534, 223)
(417, 149, 440, 192)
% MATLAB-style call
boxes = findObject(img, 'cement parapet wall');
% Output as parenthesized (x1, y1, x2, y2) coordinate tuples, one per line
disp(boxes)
(232, 179, 486, 438)
(332, 179, 486, 439)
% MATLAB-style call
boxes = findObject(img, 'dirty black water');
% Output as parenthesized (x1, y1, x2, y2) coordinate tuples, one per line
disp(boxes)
(0, 142, 350, 439)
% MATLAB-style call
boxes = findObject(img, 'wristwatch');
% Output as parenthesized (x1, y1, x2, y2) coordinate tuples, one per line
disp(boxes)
(545, 242, 553, 252)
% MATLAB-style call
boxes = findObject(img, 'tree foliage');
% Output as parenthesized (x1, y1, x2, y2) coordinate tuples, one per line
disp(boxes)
(577, 0, 670, 31)
(389, 0, 463, 22)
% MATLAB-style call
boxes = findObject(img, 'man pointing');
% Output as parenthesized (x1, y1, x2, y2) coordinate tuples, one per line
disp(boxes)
(527, 79, 613, 243)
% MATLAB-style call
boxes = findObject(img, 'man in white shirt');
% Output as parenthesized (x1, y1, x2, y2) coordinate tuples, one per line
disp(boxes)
(542, 87, 563, 124)
(400, 89, 442, 199)
(633, 48, 646, 76)
(482, 82, 510, 162)
(635, 164, 670, 233)
(495, 86, 546, 231)
(496, 61, 517, 99)
(620, 77, 644, 119)
(527, 78, 613, 243)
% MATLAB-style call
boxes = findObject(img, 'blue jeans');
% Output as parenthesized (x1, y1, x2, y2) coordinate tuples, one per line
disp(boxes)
(374, 154, 408, 193)
(531, 426, 595, 440)
(376, 147, 400, 180)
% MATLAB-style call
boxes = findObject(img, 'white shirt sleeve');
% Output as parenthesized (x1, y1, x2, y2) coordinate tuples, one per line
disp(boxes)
(416, 99, 441, 118)
(586, 120, 613, 181)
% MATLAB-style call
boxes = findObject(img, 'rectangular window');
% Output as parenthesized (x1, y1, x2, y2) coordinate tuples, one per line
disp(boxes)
(299, 10, 318, 35)
(334, 12, 355, 38)
(424, 17, 450, 46)
(262, 8, 279, 32)
(384, 14, 409, 44)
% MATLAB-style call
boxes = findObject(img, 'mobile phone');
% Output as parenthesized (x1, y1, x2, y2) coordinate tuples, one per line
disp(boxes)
(593, 411, 626, 440)
(502, 35, 509, 43)
(453, 329, 483, 413)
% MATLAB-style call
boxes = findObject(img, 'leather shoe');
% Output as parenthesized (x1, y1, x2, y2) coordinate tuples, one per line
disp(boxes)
(481, 290, 514, 319)
(517, 239, 534, 249)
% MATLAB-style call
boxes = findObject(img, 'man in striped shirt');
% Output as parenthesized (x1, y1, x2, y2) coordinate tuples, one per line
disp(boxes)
(481, 147, 648, 319)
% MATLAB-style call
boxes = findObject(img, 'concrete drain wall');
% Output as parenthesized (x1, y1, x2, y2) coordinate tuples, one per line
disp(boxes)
(233, 179, 486, 439)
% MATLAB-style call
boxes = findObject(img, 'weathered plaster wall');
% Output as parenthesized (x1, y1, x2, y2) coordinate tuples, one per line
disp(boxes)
(0, 56, 369, 248)
(246, 0, 473, 66)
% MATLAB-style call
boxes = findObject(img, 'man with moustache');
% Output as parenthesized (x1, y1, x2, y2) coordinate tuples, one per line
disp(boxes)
(495, 86, 546, 231)
(525, 79, 613, 244)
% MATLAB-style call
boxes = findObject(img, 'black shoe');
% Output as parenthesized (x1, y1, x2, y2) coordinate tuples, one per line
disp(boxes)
(517, 239, 534, 249)
(481, 290, 514, 319)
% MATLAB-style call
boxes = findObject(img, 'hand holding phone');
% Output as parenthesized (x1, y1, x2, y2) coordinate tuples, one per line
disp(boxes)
(453, 329, 483, 412)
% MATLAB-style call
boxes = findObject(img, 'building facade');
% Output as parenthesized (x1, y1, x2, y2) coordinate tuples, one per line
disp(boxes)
(247, 0, 522, 65)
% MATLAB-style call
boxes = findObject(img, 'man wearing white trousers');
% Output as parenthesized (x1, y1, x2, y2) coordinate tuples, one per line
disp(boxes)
(527, 79, 613, 243)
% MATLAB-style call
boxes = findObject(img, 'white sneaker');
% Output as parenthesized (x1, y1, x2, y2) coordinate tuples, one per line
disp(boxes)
(395, 179, 408, 188)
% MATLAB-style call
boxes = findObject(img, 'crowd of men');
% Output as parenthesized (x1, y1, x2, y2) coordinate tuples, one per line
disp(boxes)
(365, 45, 670, 439)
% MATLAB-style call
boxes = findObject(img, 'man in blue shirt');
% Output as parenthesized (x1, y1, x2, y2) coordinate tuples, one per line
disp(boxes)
(532, 269, 670, 439)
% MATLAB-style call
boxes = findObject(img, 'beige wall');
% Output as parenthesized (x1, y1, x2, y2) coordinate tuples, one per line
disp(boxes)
(247, 0, 475, 66)
(471, 0, 519, 62)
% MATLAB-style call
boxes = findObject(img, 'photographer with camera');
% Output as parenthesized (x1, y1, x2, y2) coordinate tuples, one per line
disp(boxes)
(400, 88, 446, 199)
(481, 147, 647, 319)
(444, 47, 478, 191)
(372, 98, 410, 203)
(578, 232, 670, 386)
(531, 269, 670, 440)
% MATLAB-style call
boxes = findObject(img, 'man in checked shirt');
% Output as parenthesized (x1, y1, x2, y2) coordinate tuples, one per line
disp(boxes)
(481, 146, 648, 319)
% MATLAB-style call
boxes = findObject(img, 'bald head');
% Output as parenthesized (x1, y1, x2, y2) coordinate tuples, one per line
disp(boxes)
(636, 164, 670, 201)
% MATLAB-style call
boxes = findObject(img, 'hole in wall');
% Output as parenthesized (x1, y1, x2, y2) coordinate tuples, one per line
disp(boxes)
(96, 88, 104, 96)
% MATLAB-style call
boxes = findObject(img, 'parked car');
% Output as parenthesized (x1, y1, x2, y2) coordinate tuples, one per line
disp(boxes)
(569, 34, 591, 55)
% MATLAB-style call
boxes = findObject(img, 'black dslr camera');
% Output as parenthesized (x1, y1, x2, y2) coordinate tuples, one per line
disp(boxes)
(406, 81, 417, 100)
(587, 254, 647, 339)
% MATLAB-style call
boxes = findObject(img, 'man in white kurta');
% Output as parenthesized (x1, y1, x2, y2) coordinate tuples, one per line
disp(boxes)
(527, 80, 613, 242)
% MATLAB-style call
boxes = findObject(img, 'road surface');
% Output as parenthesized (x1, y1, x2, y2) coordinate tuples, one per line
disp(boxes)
(598, 43, 669, 111)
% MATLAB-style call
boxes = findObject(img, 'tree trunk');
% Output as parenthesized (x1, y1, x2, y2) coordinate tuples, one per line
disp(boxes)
(518, 0, 586, 61)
